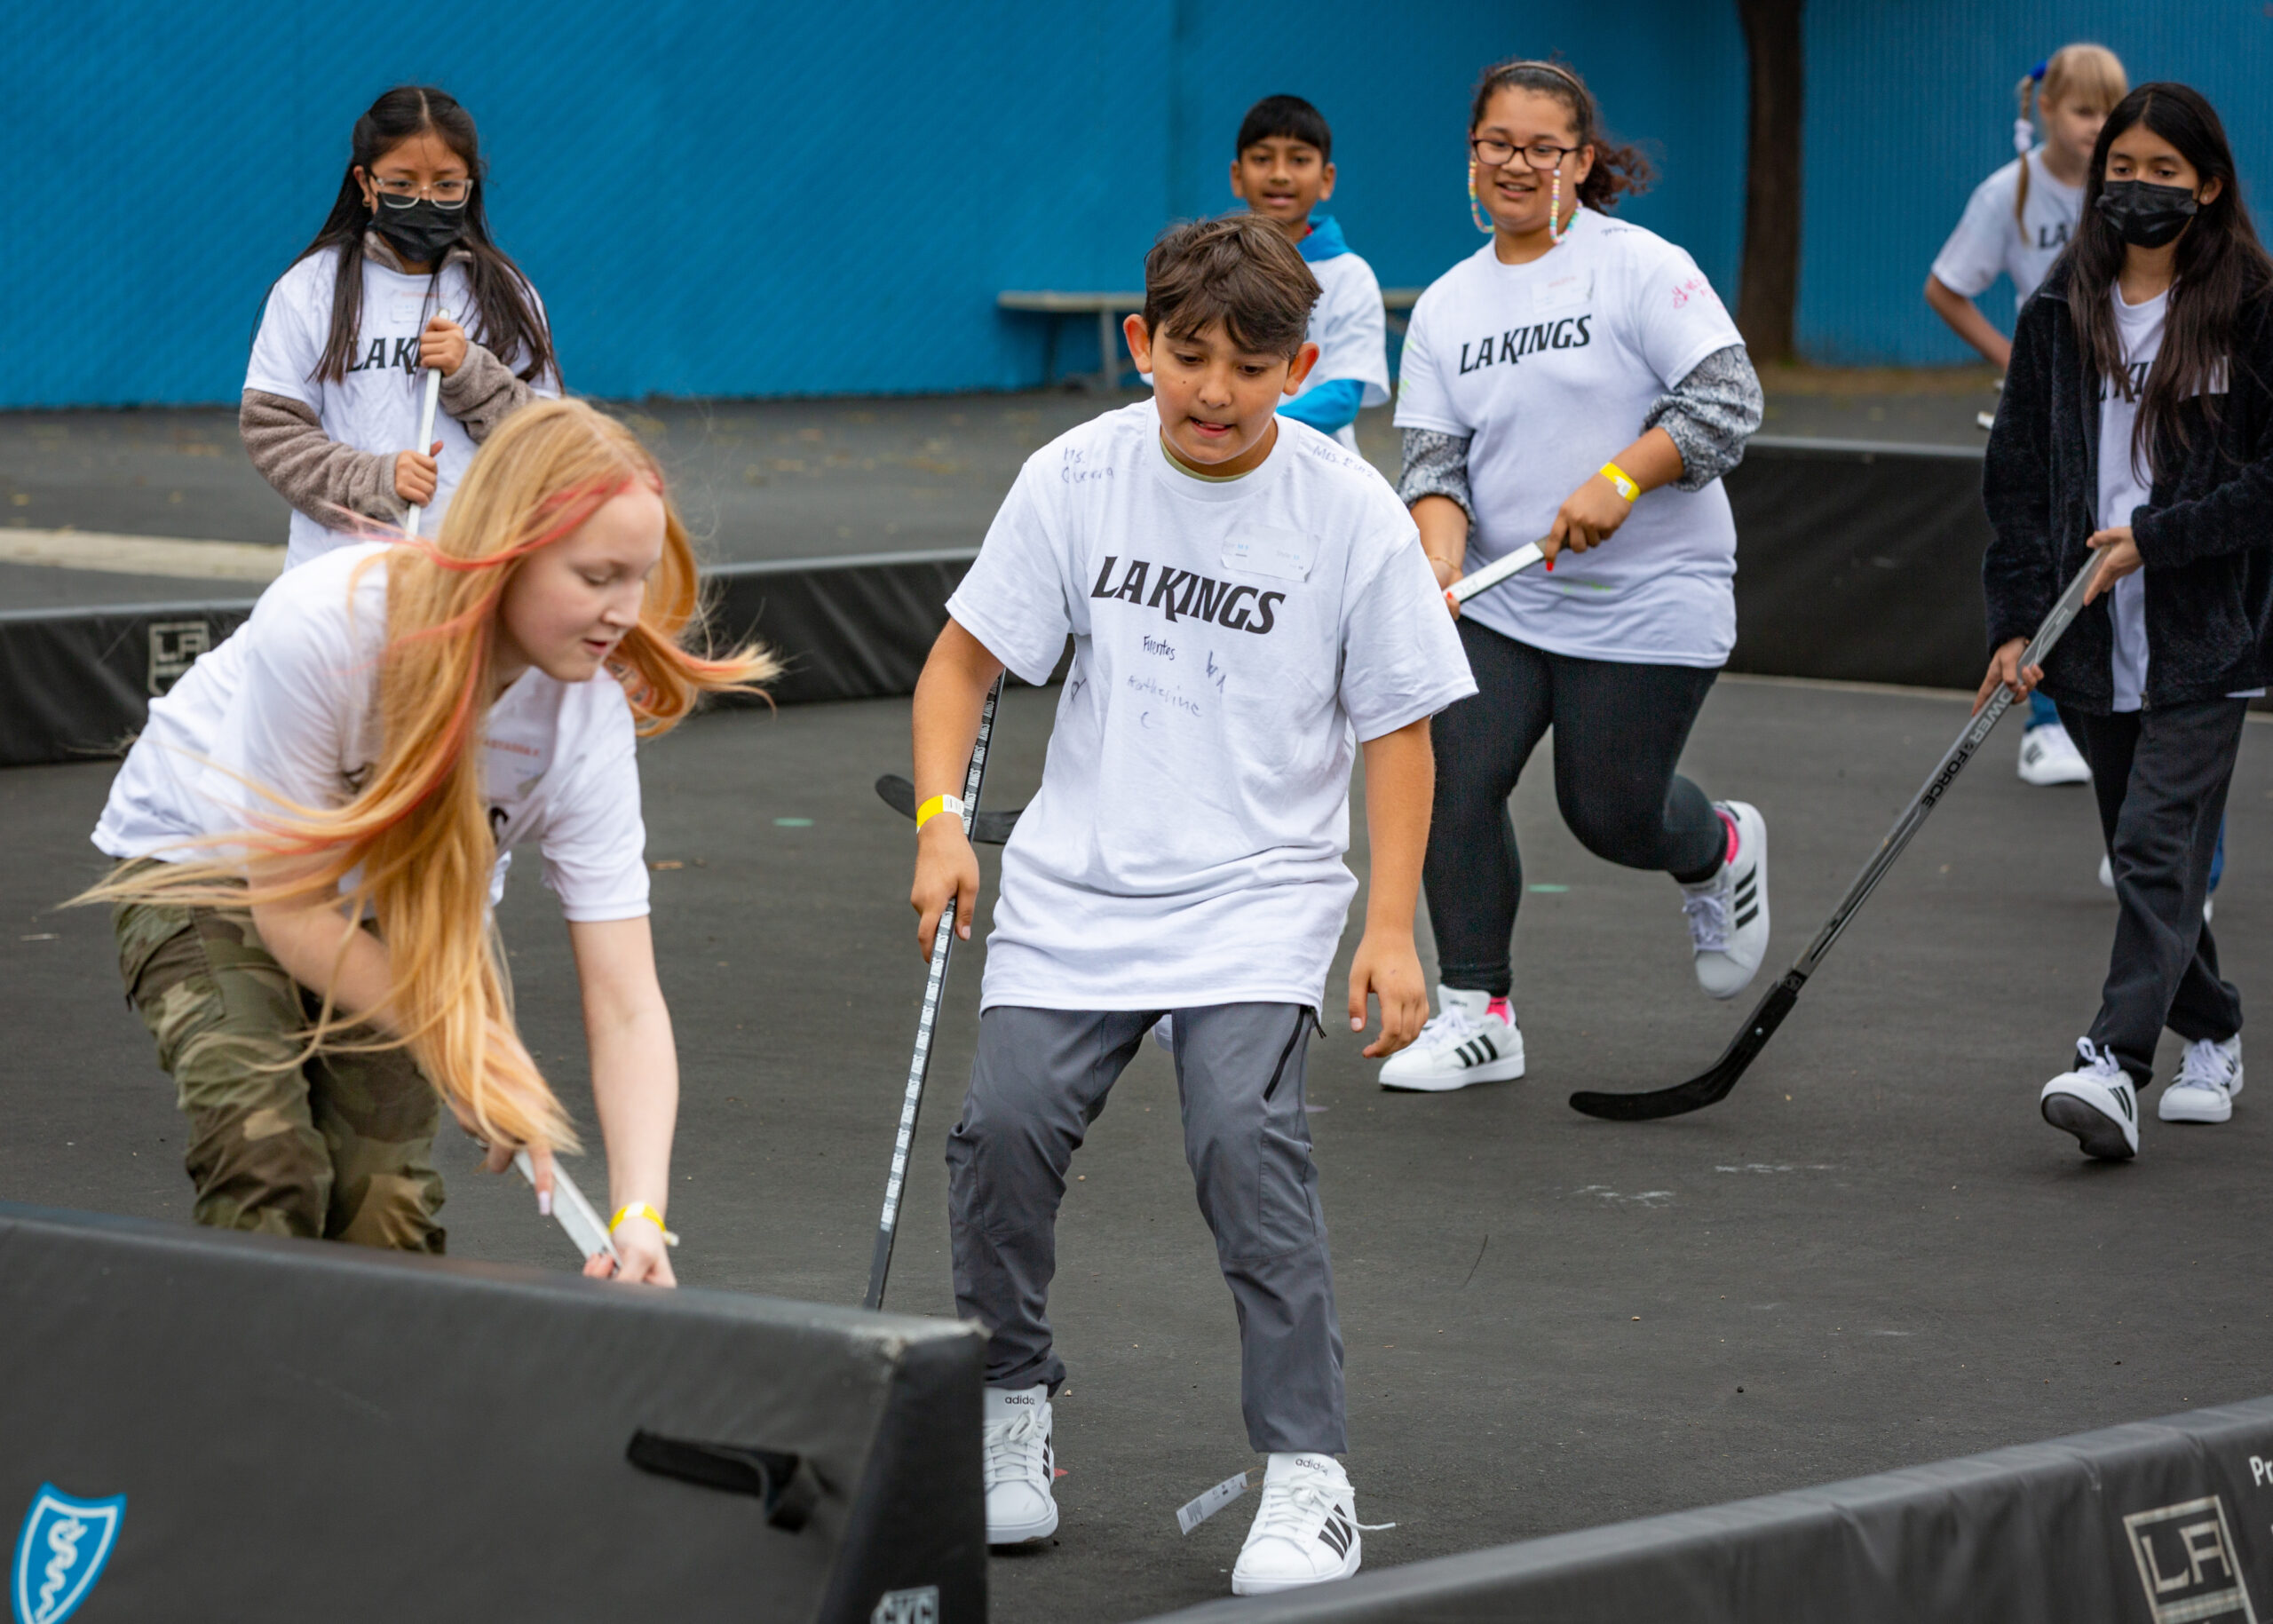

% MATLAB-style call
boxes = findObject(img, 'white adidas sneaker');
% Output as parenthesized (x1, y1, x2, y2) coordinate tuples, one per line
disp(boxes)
(2040, 1038, 2141, 1160)
(1679, 802, 1770, 1000)
(981, 1384, 1057, 1545)
(1377, 986, 1524, 1091)
(1232, 1453, 1383, 1596)
(2159, 1035, 2243, 1124)
(2018, 722, 2091, 786)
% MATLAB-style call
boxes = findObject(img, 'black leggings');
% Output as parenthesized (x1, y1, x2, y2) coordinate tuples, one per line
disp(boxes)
(1425, 618, 1724, 998)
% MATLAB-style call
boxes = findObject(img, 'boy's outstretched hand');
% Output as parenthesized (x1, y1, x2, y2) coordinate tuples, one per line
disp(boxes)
(1349, 929, 1428, 1058)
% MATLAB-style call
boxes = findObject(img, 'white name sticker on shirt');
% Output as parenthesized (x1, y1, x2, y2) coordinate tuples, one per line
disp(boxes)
(390, 292, 427, 325)
(1534, 270, 1592, 313)
(1222, 527, 1315, 582)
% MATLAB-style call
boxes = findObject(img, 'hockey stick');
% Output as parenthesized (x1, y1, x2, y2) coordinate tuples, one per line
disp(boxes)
(863, 672, 1005, 1311)
(403, 358, 443, 536)
(1446, 538, 1548, 607)
(1569, 554, 2102, 1121)
(512, 1149, 622, 1267)
(874, 773, 1022, 844)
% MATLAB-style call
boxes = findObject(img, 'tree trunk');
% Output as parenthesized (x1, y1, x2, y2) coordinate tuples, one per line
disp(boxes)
(1736, 0, 1804, 363)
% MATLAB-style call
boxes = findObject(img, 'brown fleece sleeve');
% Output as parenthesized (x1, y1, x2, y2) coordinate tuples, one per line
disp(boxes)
(239, 390, 406, 526)
(437, 342, 536, 445)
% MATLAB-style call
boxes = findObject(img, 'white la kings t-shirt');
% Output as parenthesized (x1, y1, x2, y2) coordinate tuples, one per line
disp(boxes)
(92, 543, 648, 921)
(1931, 151, 2083, 305)
(946, 402, 1476, 1012)
(246, 250, 559, 568)
(1395, 208, 1745, 666)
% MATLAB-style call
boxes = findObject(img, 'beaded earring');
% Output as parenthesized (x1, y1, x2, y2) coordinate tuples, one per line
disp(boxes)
(1469, 165, 1492, 234)
(1548, 166, 1566, 248)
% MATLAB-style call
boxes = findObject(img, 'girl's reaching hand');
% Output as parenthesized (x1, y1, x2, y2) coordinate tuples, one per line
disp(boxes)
(2085, 526, 2142, 604)
(598, 1212, 677, 1286)
(419, 314, 469, 377)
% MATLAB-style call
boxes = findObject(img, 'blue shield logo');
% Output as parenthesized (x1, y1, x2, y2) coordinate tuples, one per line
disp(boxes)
(11, 1486, 123, 1624)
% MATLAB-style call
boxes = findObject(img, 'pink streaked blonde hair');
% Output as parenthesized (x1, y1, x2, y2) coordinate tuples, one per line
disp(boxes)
(82, 398, 776, 1154)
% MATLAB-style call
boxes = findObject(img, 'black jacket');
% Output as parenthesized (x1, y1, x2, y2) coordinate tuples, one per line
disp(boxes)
(1982, 261, 2273, 711)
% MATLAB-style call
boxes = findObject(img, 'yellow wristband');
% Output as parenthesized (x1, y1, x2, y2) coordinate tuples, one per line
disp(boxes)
(915, 793, 966, 831)
(609, 1201, 679, 1247)
(1599, 462, 1640, 503)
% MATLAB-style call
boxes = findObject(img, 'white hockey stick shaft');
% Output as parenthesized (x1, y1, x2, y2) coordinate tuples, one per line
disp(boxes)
(404, 329, 445, 535)
(1446, 538, 1548, 606)
(514, 1150, 620, 1265)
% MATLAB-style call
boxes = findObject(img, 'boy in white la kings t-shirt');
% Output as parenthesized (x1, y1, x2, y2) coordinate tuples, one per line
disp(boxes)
(1229, 95, 1390, 452)
(908, 215, 1472, 1596)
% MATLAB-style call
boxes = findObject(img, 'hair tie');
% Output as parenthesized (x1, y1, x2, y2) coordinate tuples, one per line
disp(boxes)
(2013, 117, 2035, 156)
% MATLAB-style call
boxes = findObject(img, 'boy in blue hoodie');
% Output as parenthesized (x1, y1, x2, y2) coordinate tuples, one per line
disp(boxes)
(1231, 95, 1390, 451)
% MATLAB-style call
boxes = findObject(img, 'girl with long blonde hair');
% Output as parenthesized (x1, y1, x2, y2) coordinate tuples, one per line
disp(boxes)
(83, 397, 772, 1284)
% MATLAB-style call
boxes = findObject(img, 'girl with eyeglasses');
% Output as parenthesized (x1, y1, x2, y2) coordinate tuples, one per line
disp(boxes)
(242, 85, 559, 568)
(1979, 83, 2273, 1161)
(1380, 58, 1767, 1094)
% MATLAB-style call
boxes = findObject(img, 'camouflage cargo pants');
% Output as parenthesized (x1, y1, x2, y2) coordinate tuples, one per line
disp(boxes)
(109, 860, 447, 1252)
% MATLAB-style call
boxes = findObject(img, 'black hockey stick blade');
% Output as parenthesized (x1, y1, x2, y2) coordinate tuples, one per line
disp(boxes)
(1569, 973, 1803, 1121)
(874, 773, 1023, 844)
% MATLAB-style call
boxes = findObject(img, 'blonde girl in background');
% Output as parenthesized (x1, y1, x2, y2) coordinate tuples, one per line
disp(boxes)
(242, 85, 560, 569)
(82, 400, 773, 1282)
(1927, 44, 2127, 787)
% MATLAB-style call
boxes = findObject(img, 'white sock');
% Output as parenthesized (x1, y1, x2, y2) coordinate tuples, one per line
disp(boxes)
(985, 1383, 1047, 1421)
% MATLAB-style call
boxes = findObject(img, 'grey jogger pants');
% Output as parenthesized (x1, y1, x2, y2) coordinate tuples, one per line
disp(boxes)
(2062, 699, 2248, 1083)
(945, 1002, 1348, 1454)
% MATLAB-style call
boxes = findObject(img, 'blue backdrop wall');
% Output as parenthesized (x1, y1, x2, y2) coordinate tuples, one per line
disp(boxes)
(1802, 1, 2273, 365)
(10, 0, 1742, 407)
(12, 0, 2268, 406)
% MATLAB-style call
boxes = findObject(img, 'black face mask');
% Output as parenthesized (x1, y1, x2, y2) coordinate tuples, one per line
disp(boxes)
(373, 199, 466, 265)
(2097, 179, 2200, 250)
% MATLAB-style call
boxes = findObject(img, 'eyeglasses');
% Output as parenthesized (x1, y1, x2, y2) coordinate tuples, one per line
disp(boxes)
(1470, 137, 1582, 173)
(369, 176, 471, 210)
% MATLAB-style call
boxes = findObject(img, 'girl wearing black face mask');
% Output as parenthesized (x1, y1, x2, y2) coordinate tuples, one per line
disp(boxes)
(242, 85, 559, 566)
(1979, 82, 2273, 1163)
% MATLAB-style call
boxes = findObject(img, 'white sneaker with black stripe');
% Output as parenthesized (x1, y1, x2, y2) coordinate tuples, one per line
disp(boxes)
(1232, 1453, 1384, 1595)
(981, 1384, 1057, 1545)
(1377, 986, 1524, 1091)
(2159, 1035, 2242, 1124)
(2040, 1038, 2141, 1160)
(1679, 801, 1770, 1000)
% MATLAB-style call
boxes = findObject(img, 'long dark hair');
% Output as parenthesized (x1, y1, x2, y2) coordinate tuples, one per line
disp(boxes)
(2069, 82, 2271, 474)
(273, 86, 557, 387)
(1469, 59, 1653, 211)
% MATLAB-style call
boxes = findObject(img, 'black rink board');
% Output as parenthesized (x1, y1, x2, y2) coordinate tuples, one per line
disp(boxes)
(0, 1201, 984, 1623)
(1146, 1395, 2273, 1623)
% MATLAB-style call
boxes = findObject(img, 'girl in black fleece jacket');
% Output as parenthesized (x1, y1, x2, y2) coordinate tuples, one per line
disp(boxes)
(1980, 82, 2273, 1161)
